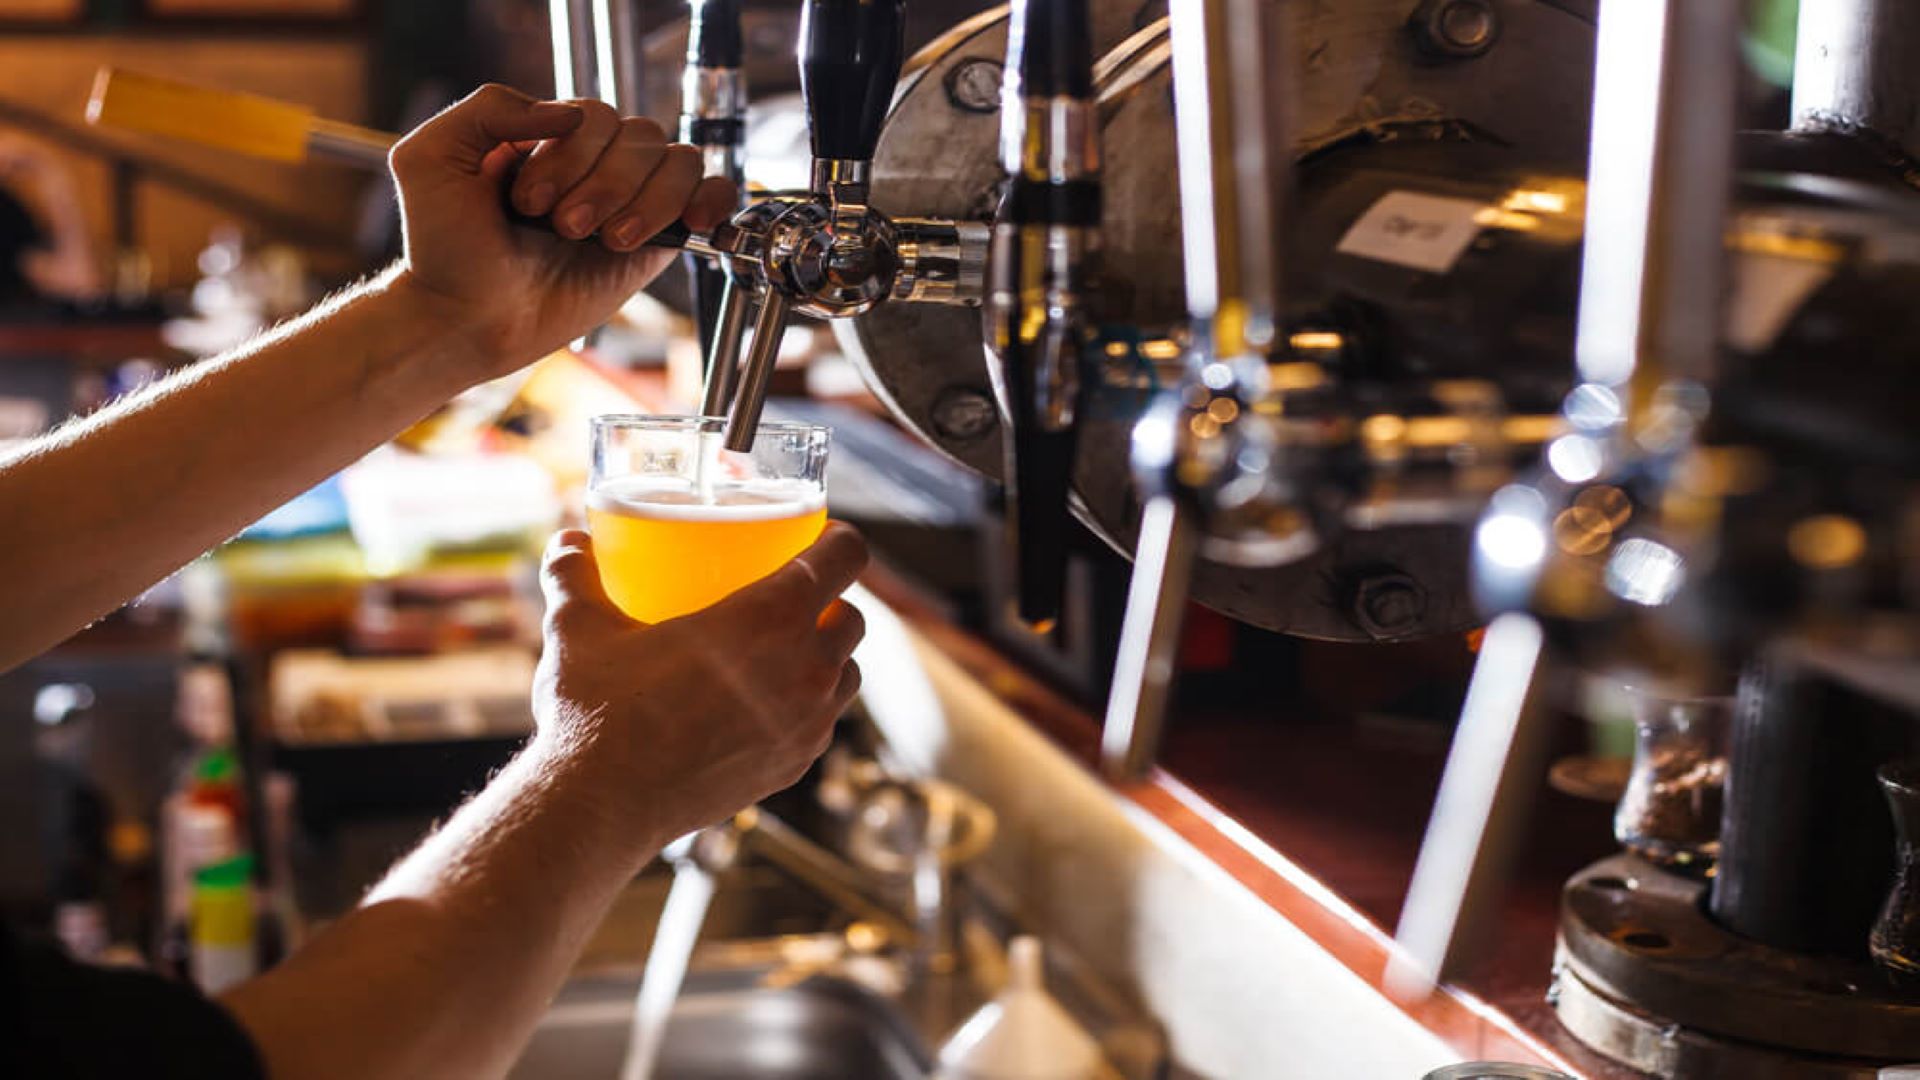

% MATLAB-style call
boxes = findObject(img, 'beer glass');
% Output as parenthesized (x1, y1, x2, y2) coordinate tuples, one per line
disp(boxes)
(587, 416, 830, 623)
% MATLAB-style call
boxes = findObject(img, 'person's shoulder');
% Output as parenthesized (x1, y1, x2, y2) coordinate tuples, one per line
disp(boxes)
(0, 921, 267, 1080)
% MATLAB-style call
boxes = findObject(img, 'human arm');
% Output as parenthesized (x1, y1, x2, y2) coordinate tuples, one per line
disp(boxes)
(0, 85, 735, 672)
(221, 524, 869, 1080)
(0, 135, 104, 302)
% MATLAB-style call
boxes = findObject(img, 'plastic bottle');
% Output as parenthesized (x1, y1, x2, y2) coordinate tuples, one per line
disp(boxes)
(189, 854, 256, 994)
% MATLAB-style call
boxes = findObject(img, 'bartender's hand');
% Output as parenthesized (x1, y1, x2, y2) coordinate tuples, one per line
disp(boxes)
(531, 523, 869, 841)
(387, 84, 737, 378)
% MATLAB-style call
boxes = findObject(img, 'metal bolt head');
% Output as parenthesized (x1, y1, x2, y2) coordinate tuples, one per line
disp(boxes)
(1410, 0, 1501, 59)
(931, 386, 1000, 443)
(1354, 571, 1428, 639)
(944, 58, 1005, 114)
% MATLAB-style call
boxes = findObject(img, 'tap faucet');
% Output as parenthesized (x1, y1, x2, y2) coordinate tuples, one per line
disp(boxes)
(1101, 0, 1300, 781)
(983, 0, 1101, 631)
(1391, 0, 1741, 994)
(681, 0, 747, 387)
(699, 0, 989, 450)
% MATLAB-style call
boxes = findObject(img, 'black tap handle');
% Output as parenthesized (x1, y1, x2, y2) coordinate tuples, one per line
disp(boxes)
(1001, 315, 1084, 631)
(687, 0, 744, 67)
(992, 0, 1098, 630)
(1009, 0, 1093, 98)
(799, 0, 905, 163)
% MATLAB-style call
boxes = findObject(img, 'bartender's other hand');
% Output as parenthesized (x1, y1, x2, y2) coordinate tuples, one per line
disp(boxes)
(531, 524, 869, 841)
(388, 84, 737, 378)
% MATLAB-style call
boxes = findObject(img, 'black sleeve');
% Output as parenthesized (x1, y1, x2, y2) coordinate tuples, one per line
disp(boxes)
(0, 924, 267, 1080)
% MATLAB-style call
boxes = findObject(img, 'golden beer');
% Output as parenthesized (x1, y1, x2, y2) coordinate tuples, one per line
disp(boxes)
(587, 477, 828, 623)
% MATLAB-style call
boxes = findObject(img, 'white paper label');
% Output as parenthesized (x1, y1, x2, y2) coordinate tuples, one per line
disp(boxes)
(1335, 191, 1488, 274)
(1726, 250, 1834, 352)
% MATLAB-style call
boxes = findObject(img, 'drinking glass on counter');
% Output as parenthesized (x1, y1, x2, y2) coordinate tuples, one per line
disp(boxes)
(1613, 690, 1733, 873)
(587, 416, 830, 624)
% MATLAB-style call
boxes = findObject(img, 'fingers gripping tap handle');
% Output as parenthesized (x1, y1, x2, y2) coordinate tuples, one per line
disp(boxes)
(799, 0, 906, 167)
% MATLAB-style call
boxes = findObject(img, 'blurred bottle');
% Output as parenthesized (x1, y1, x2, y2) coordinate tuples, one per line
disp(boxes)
(189, 854, 257, 994)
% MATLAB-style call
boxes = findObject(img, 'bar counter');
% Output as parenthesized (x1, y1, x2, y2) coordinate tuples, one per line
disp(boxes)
(861, 558, 1644, 1079)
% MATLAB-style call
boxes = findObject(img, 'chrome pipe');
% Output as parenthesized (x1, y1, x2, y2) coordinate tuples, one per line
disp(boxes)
(1793, 0, 1920, 163)
(723, 289, 789, 452)
(549, 0, 600, 102)
(698, 275, 752, 416)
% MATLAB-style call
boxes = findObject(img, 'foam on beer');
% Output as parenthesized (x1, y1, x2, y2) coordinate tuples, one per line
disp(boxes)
(587, 476, 826, 522)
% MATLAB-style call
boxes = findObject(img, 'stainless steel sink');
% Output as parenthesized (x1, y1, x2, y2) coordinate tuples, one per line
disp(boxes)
(511, 968, 931, 1080)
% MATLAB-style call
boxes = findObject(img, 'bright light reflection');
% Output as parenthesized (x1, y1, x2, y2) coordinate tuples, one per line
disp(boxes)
(1547, 434, 1605, 483)
(1478, 514, 1548, 571)
(1605, 537, 1686, 606)
(1564, 383, 1624, 431)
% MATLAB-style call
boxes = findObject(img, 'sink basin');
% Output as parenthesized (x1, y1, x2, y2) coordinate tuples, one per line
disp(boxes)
(511, 969, 931, 1080)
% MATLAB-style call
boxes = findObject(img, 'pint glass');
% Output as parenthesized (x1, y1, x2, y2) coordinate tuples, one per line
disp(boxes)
(587, 416, 830, 623)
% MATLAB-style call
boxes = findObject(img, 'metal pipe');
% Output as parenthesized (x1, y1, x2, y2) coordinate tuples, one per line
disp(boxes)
(698, 275, 751, 416)
(1101, 497, 1199, 779)
(683, 0, 747, 372)
(1391, 0, 1743, 994)
(723, 289, 789, 451)
(1168, 0, 1290, 358)
(1792, 0, 1920, 164)
(593, 0, 646, 114)
(1388, 613, 1550, 997)
(1100, 0, 1292, 781)
(549, 0, 600, 101)
(1574, 0, 1738, 412)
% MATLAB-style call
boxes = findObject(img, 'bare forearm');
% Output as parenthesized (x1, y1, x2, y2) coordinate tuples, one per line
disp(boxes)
(0, 267, 480, 670)
(225, 734, 661, 1080)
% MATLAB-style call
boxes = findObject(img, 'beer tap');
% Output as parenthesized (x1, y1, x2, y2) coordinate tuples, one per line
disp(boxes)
(681, 0, 746, 393)
(984, 0, 1100, 631)
(1100, 0, 1298, 781)
(1390, 0, 1741, 994)
(706, 0, 990, 451)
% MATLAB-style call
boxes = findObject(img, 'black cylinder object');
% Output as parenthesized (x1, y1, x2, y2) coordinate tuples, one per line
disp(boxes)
(1008, 0, 1093, 98)
(687, 0, 743, 68)
(1710, 646, 1920, 957)
(799, 0, 906, 163)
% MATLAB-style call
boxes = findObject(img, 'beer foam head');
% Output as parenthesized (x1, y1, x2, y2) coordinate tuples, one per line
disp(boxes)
(587, 476, 825, 521)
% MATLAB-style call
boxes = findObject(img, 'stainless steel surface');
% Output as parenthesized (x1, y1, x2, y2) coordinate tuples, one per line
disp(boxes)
(722, 288, 789, 452)
(697, 275, 750, 417)
(1393, 0, 1743, 994)
(734, 807, 920, 946)
(593, 0, 645, 114)
(306, 123, 393, 168)
(516, 970, 931, 1080)
(812, 157, 875, 206)
(1389, 612, 1551, 996)
(1007, 98, 1102, 183)
(1098, 0, 1295, 779)
(1574, 0, 1737, 404)
(1792, 0, 1920, 164)
(842, 2, 1601, 637)
(681, 66, 748, 122)
(890, 219, 989, 306)
(549, 0, 600, 102)
(1100, 495, 1196, 780)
